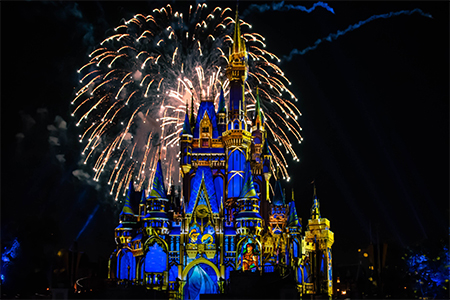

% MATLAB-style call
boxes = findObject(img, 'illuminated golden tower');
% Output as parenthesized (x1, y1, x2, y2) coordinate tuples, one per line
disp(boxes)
(303, 185, 334, 298)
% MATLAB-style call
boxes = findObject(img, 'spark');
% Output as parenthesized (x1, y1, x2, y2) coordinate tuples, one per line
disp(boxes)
(72, 4, 301, 199)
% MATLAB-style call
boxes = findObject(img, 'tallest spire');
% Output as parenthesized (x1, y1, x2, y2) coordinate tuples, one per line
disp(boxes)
(232, 7, 244, 56)
(226, 6, 248, 84)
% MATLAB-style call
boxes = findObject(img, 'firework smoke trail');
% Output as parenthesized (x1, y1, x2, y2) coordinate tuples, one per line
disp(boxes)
(241, 1, 335, 17)
(73, 3, 302, 200)
(283, 9, 433, 60)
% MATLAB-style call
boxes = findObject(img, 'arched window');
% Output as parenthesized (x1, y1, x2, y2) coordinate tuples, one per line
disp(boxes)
(117, 250, 135, 280)
(169, 264, 178, 282)
(144, 241, 167, 273)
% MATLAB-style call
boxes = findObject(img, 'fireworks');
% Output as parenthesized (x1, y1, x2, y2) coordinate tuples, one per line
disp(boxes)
(72, 3, 302, 200)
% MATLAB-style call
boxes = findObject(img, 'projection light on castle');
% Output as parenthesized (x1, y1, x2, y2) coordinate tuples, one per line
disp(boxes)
(108, 7, 334, 300)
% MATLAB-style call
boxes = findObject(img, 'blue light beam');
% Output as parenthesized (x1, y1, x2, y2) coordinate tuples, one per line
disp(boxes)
(241, 1, 334, 18)
(75, 204, 100, 240)
(283, 9, 433, 61)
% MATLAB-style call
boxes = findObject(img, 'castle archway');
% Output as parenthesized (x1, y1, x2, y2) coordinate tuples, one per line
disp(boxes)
(182, 258, 220, 300)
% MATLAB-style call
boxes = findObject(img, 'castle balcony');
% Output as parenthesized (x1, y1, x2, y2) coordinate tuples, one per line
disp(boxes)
(186, 243, 216, 259)
(222, 129, 252, 148)
(143, 271, 168, 290)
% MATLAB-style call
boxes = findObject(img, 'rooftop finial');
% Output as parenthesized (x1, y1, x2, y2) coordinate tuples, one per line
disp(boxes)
(311, 182, 321, 219)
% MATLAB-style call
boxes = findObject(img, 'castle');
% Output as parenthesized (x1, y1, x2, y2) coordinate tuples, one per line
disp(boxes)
(109, 10, 334, 300)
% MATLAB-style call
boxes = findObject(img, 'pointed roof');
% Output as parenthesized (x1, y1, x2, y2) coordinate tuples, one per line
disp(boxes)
(120, 181, 135, 216)
(239, 161, 258, 199)
(272, 168, 285, 205)
(189, 94, 195, 131)
(192, 174, 213, 212)
(311, 184, 321, 219)
(194, 101, 219, 139)
(287, 190, 301, 228)
(181, 103, 192, 135)
(149, 159, 167, 199)
(232, 8, 245, 56)
(187, 166, 219, 214)
(217, 87, 226, 114)
(263, 140, 272, 157)
(140, 189, 146, 205)
(253, 87, 262, 123)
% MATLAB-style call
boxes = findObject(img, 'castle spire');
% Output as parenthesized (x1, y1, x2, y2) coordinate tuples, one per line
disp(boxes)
(120, 180, 135, 216)
(254, 87, 262, 123)
(272, 171, 285, 206)
(239, 161, 258, 199)
(232, 7, 244, 56)
(226, 6, 248, 85)
(189, 93, 195, 132)
(311, 184, 321, 219)
(181, 101, 192, 135)
(287, 198, 301, 228)
(140, 189, 146, 205)
(217, 86, 226, 114)
(149, 158, 167, 199)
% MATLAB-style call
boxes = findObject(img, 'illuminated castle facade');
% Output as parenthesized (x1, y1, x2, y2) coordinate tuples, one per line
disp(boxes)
(109, 11, 334, 300)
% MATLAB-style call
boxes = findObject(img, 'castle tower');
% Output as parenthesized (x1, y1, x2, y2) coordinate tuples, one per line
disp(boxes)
(235, 162, 263, 272)
(223, 9, 251, 202)
(235, 162, 263, 236)
(143, 157, 170, 236)
(303, 185, 334, 298)
(112, 181, 138, 281)
(115, 181, 137, 245)
(269, 169, 287, 235)
(285, 190, 303, 293)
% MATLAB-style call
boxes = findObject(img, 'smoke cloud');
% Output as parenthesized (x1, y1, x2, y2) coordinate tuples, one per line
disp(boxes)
(283, 9, 433, 61)
(73, 169, 91, 181)
(241, 1, 335, 18)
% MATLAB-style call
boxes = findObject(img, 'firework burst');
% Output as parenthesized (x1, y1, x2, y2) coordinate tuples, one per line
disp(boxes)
(72, 3, 302, 201)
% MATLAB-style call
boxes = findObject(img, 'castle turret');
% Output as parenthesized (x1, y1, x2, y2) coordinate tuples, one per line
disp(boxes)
(115, 181, 137, 245)
(303, 185, 334, 297)
(235, 162, 263, 236)
(143, 157, 170, 235)
(225, 10, 248, 131)
(269, 169, 287, 235)
(223, 9, 251, 200)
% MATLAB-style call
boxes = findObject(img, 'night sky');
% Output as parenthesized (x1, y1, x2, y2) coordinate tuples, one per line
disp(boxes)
(1, 0, 448, 284)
